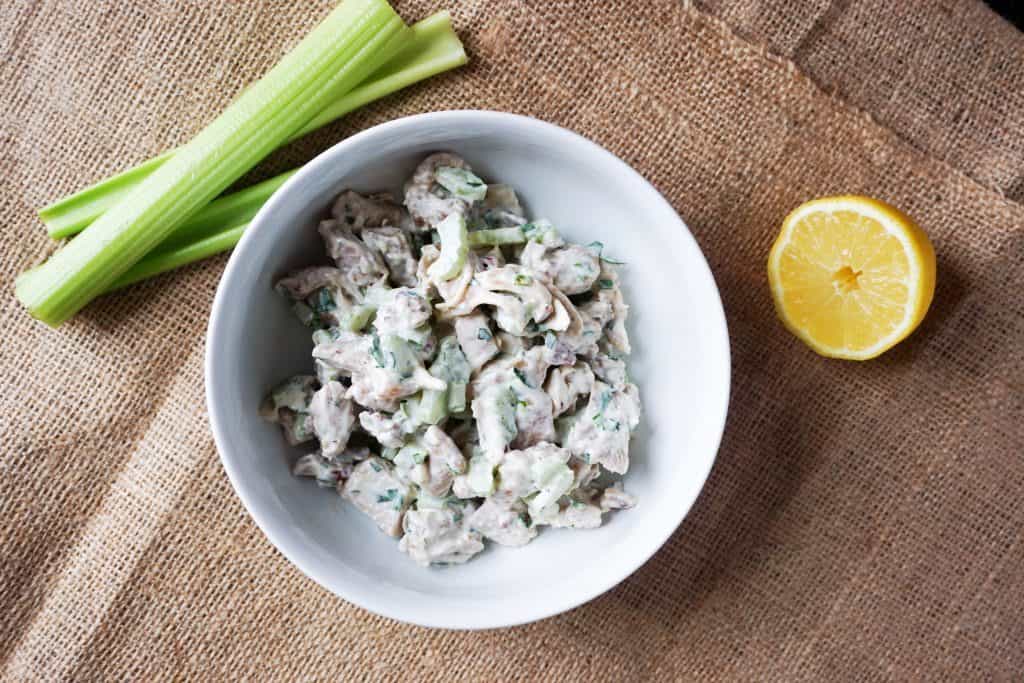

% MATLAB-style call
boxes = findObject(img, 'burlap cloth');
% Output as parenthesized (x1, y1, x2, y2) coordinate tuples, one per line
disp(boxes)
(2, 0, 1022, 680)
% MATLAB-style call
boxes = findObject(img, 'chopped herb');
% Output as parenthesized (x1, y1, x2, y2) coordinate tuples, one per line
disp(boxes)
(412, 451, 427, 464)
(369, 333, 384, 367)
(369, 461, 383, 473)
(514, 273, 532, 286)
(598, 279, 614, 289)
(513, 367, 530, 387)
(571, 500, 587, 509)
(593, 390, 620, 431)
(518, 511, 532, 527)
(309, 287, 335, 313)
(500, 388, 520, 439)
(477, 327, 492, 341)
(377, 488, 399, 503)
(586, 240, 625, 264)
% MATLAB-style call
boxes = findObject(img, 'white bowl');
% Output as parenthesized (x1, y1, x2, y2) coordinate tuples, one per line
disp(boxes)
(206, 111, 730, 629)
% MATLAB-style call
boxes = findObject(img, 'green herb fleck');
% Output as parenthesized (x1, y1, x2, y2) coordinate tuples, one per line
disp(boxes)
(369, 461, 383, 473)
(514, 273, 532, 286)
(377, 488, 399, 504)
(369, 333, 384, 368)
(309, 288, 335, 313)
(477, 327, 492, 341)
(598, 279, 614, 289)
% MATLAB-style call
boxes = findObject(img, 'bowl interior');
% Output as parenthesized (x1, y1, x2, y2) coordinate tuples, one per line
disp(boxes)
(207, 112, 729, 628)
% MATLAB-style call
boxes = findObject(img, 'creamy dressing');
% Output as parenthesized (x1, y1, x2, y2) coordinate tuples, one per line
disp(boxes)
(262, 153, 641, 566)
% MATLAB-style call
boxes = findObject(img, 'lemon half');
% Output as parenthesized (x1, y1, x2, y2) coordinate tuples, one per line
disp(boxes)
(767, 196, 936, 360)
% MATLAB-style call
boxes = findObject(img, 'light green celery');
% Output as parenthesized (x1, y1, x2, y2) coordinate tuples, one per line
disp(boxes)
(467, 226, 525, 247)
(39, 152, 174, 239)
(299, 11, 464, 136)
(41, 11, 465, 239)
(18, 0, 410, 326)
(159, 170, 296, 250)
(109, 223, 248, 291)
(103, 170, 294, 290)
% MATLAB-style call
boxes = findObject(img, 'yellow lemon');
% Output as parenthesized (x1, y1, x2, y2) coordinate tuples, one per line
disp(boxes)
(767, 196, 936, 360)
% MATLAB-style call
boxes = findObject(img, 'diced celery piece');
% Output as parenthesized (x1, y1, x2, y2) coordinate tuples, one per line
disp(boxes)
(447, 382, 467, 413)
(414, 389, 449, 425)
(465, 455, 496, 496)
(467, 226, 525, 247)
(435, 166, 487, 202)
(340, 304, 376, 332)
(529, 456, 574, 515)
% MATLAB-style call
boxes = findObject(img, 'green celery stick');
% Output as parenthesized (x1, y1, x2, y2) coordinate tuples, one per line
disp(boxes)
(109, 223, 249, 291)
(17, 0, 410, 327)
(467, 227, 526, 247)
(39, 152, 174, 239)
(157, 170, 297, 251)
(40, 11, 464, 239)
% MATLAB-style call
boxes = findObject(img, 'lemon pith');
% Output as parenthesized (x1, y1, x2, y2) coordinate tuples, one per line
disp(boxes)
(767, 196, 936, 360)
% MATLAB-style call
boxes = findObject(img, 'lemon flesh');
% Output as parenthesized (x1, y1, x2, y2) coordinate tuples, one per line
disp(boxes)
(768, 196, 936, 360)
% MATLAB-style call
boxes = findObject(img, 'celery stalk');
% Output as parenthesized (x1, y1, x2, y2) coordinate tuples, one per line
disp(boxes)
(298, 11, 464, 135)
(18, 0, 410, 327)
(157, 170, 297, 251)
(109, 223, 249, 291)
(40, 11, 465, 240)
(39, 152, 174, 239)
(99, 170, 296, 290)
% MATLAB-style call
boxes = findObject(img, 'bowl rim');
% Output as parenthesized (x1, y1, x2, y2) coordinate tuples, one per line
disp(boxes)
(205, 109, 731, 629)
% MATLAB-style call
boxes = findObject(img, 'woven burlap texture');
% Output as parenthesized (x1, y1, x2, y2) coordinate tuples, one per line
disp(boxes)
(2, 0, 1022, 680)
